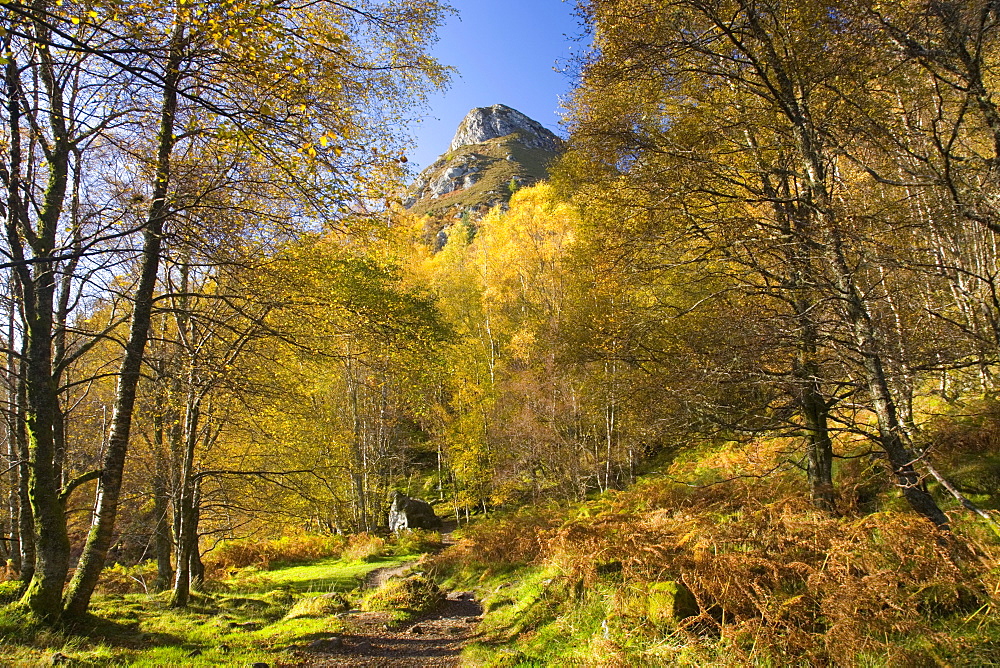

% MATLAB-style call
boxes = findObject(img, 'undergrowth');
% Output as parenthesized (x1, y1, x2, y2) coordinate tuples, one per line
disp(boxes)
(206, 532, 349, 572)
(431, 448, 1000, 667)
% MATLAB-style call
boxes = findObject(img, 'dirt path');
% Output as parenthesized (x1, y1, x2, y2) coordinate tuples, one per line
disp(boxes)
(289, 590, 482, 667)
(363, 561, 419, 589)
(290, 526, 480, 667)
(281, 522, 483, 668)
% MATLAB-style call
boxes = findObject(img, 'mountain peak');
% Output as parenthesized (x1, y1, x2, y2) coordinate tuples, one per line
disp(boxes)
(404, 105, 562, 230)
(449, 104, 561, 153)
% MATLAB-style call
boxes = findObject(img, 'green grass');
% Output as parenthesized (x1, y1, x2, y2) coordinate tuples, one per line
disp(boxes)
(444, 564, 610, 666)
(228, 554, 413, 593)
(0, 553, 420, 667)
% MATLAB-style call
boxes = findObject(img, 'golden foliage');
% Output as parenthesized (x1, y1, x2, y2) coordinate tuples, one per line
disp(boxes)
(428, 506, 565, 575)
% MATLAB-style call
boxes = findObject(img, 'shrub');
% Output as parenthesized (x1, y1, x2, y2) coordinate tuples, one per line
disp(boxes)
(362, 575, 443, 615)
(0, 605, 39, 644)
(96, 561, 160, 595)
(427, 505, 563, 578)
(283, 592, 351, 620)
(206, 533, 347, 572)
(341, 533, 388, 562)
(0, 579, 25, 604)
(0, 562, 18, 583)
(393, 529, 443, 556)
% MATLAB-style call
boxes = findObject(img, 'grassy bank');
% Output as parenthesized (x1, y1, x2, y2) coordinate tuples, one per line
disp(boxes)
(0, 531, 440, 666)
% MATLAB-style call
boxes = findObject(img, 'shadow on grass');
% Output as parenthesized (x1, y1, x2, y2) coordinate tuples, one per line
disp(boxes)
(64, 612, 184, 650)
(286, 629, 341, 645)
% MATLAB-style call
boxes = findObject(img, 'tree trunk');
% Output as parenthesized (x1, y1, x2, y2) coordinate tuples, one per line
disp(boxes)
(16, 400, 33, 583)
(14, 364, 33, 581)
(2, 300, 19, 574)
(800, 135, 948, 527)
(20, 313, 71, 621)
(0, 521, 7, 565)
(169, 474, 198, 607)
(188, 483, 204, 589)
(794, 301, 834, 511)
(794, 326, 836, 512)
(742, 16, 952, 524)
(7, 478, 19, 576)
(9, 28, 74, 617)
(62, 23, 185, 619)
(151, 430, 173, 591)
(169, 497, 194, 608)
(758, 154, 837, 512)
(170, 380, 201, 608)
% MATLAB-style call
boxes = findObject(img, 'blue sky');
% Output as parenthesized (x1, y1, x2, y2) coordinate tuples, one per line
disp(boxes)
(407, 0, 583, 171)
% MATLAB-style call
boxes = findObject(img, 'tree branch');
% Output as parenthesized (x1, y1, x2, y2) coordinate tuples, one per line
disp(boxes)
(59, 469, 103, 504)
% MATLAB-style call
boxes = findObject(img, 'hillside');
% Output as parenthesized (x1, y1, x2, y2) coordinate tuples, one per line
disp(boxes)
(426, 439, 1000, 666)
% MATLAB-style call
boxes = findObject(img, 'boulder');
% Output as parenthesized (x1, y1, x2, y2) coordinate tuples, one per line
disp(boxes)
(613, 580, 699, 627)
(308, 636, 343, 652)
(389, 491, 442, 532)
(647, 581, 699, 624)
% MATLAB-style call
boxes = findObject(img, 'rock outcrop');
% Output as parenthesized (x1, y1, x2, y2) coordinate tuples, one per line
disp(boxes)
(388, 491, 442, 532)
(404, 104, 562, 224)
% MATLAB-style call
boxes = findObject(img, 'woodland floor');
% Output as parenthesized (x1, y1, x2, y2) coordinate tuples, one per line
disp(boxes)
(289, 591, 483, 667)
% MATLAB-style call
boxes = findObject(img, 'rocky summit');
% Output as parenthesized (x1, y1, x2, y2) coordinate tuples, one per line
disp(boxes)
(448, 104, 561, 153)
(404, 104, 562, 222)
